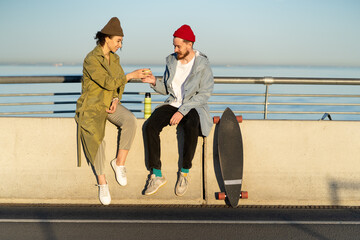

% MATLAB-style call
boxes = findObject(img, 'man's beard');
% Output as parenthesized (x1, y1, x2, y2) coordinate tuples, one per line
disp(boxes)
(177, 50, 190, 60)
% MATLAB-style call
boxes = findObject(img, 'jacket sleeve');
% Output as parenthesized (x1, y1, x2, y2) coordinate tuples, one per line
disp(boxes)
(112, 88, 120, 101)
(178, 64, 214, 116)
(113, 84, 125, 101)
(151, 65, 169, 95)
(114, 64, 126, 100)
(83, 55, 126, 91)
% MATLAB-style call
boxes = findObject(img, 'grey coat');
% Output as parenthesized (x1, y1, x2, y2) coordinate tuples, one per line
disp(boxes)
(151, 50, 214, 136)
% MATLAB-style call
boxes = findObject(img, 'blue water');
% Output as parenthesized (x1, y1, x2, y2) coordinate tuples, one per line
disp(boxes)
(218, 65, 360, 78)
(1, 64, 360, 120)
(1, 64, 360, 78)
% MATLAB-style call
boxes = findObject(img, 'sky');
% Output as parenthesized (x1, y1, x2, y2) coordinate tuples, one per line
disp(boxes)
(0, 0, 359, 67)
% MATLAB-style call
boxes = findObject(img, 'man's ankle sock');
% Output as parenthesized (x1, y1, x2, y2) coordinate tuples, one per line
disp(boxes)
(181, 168, 189, 176)
(153, 168, 162, 177)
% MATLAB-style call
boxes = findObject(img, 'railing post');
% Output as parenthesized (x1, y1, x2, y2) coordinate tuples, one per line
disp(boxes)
(264, 84, 269, 119)
(263, 77, 273, 120)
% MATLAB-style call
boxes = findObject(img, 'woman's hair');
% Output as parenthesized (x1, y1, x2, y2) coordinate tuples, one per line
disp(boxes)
(95, 31, 112, 46)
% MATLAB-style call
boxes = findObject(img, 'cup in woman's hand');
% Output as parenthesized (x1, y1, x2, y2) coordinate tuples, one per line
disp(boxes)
(142, 69, 152, 76)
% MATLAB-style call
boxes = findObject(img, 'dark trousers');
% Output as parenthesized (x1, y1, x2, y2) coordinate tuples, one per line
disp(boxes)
(144, 104, 200, 170)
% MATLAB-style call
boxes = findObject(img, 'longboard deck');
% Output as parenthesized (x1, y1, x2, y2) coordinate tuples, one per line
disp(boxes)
(217, 107, 244, 207)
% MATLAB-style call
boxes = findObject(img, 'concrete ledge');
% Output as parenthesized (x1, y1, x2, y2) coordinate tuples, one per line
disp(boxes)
(1, 118, 360, 206)
(205, 120, 360, 206)
(0, 118, 203, 205)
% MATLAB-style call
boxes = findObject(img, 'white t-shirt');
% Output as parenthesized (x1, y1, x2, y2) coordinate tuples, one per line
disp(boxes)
(170, 57, 195, 108)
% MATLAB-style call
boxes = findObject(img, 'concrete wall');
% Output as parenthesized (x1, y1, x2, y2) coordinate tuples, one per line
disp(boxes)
(206, 120, 360, 206)
(1, 117, 360, 206)
(0, 118, 203, 205)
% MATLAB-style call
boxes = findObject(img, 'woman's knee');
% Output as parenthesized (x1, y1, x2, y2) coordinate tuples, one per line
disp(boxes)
(123, 112, 137, 130)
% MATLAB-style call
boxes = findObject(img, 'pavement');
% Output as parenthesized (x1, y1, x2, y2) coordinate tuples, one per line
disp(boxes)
(1, 204, 360, 240)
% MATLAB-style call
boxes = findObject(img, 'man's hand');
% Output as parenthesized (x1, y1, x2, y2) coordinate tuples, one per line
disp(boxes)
(106, 99, 119, 114)
(141, 74, 156, 86)
(170, 111, 184, 125)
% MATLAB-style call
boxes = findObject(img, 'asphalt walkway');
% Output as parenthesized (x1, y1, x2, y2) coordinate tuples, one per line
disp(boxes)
(1, 205, 360, 240)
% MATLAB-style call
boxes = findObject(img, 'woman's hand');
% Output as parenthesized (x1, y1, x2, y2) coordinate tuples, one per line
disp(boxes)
(126, 68, 151, 81)
(106, 99, 119, 114)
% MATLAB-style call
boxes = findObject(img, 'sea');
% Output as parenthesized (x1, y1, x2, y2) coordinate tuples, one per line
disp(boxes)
(1, 64, 360, 120)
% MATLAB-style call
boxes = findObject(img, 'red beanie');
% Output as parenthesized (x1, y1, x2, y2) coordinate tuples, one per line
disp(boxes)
(173, 24, 195, 42)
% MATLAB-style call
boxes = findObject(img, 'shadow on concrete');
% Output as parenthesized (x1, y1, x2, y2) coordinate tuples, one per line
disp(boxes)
(328, 178, 360, 205)
(76, 123, 99, 184)
(115, 127, 123, 158)
(141, 119, 152, 195)
(212, 122, 231, 206)
(142, 120, 150, 171)
(176, 125, 185, 172)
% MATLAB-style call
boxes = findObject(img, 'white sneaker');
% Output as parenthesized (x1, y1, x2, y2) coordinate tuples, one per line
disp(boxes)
(111, 159, 127, 186)
(97, 183, 111, 205)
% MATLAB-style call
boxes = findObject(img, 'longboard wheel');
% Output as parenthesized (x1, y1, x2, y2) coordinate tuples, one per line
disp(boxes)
(236, 115, 243, 123)
(240, 191, 248, 199)
(218, 192, 226, 200)
(213, 116, 220, 124)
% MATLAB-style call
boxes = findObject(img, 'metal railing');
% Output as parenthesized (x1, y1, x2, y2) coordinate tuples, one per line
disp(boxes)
(1, 76, 360, 120)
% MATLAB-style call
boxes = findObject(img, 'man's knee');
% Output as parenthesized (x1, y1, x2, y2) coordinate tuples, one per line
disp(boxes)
(144, 117, 157, 135)
(182, 118, 199, 131)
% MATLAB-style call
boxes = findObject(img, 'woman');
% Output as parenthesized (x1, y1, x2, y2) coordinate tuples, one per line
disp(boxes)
(75, 17, 147, 205)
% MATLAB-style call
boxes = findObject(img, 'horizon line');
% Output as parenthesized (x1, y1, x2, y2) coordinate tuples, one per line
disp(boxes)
(1, 62, 360, 68)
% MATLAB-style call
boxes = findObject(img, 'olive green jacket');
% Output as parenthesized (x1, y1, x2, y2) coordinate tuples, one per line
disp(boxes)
(75, 45, 126, 166)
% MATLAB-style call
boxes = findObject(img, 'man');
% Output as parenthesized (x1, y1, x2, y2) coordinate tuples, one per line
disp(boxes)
(142, 24, 214, 196)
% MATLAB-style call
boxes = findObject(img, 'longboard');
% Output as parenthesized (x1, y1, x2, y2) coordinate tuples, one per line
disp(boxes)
(214, 107, 247, 207)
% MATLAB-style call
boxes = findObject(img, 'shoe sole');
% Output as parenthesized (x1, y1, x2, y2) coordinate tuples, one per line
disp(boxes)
(145, 180, 167, 195)
(175, 183, 188, 197)
(100, 199, 111, 205)
(175, 188, 188, 197)
(111, 160, 127, 186)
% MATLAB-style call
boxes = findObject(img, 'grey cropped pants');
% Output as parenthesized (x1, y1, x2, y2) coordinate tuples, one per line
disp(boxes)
(93, 104, 137, 175)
